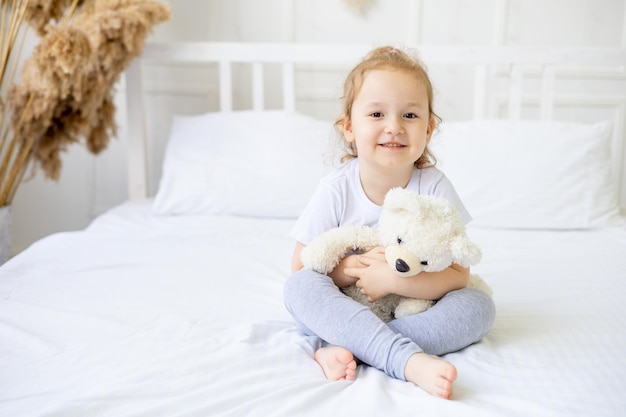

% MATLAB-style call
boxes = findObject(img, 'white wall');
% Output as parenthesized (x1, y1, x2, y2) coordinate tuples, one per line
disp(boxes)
(10, 0, 626, 255)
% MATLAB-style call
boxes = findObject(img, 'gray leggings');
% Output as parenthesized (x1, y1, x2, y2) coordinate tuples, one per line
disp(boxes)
(283, 269, 495, 381)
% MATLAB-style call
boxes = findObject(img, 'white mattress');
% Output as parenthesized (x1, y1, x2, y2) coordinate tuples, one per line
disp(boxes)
(1, 200, 626, 417)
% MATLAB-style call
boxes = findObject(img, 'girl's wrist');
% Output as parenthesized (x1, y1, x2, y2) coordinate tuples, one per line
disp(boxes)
(391, 272, 405, 295)
(330, 255, 358, 288)
(344, 255, 360, 283)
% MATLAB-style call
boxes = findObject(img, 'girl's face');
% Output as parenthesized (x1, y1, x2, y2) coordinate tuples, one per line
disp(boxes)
(343, 69, 434, 174)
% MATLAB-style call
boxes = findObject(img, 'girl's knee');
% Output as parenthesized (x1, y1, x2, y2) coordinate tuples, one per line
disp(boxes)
(283, 269, 331, 313)
(438, 287, 496, 340)
(462, 287, 496, 339)
(283, 270, 306, 312)
(284, 269, 318, 295)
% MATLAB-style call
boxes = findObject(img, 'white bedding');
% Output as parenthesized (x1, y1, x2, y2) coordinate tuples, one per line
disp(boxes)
(2, 200, 625, 417)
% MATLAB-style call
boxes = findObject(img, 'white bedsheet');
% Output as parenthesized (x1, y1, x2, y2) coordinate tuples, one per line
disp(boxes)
(1, 201, 625, 417)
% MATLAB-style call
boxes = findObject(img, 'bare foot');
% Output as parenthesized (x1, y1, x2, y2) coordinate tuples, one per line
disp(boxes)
(314, 346, 357, 381)
(404, 352, 457, 400)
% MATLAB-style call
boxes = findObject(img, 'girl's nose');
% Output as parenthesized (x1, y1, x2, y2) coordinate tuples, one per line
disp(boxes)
(385, 117, 405, 136)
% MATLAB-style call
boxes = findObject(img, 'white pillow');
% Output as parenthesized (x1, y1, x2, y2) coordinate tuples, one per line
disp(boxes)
(153, 110, 334, 218)
(430, 120, 621, 229)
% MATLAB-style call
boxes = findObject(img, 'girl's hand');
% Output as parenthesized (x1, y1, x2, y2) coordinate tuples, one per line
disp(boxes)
(344, 246, 396, 302)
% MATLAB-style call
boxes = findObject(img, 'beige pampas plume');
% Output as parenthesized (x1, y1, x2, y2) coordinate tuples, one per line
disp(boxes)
(71, 0, 171, 157)
(86, 92, 115, 154)
(25, 0, 79, 35)
(0, 0, 170, 204)
(9, 24, 98, 180)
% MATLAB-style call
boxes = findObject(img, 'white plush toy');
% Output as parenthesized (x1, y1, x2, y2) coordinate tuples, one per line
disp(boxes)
(300, 188, 492, 322)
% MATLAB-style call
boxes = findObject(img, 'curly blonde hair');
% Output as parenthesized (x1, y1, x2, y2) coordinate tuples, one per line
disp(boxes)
(334, 46, 441, 168)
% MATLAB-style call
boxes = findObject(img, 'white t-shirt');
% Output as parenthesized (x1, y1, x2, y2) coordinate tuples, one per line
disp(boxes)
(291, 158, 471, 245)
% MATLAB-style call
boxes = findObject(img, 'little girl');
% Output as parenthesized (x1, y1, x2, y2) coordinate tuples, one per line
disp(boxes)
(283, 46, 495, 400)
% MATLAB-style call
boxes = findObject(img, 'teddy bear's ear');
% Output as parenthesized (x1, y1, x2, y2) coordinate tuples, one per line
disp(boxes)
(383, 187, 416, 213)
(450, 235, 482, 266)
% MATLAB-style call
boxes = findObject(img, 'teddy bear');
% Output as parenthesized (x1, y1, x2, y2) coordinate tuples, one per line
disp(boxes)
(300, 188, 492, 322)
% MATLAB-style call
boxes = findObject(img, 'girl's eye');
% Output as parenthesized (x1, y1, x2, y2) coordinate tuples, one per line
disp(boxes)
(404, 113, 418, 119)
(370, 112, 383, 118)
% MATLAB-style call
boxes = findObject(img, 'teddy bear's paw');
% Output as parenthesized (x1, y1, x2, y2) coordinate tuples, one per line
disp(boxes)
(300, 225, 377, 274)
(394, 298, 433, 318)
(468, 274, 493, 296)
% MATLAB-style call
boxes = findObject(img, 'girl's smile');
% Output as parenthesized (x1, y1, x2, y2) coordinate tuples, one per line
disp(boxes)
(379, 141, 406, 148)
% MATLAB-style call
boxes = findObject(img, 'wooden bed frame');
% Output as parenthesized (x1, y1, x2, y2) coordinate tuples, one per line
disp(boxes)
(125, 42, 626, 210)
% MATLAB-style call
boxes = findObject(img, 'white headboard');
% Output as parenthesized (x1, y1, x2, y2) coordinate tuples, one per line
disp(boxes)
(124, 42, 626, 210)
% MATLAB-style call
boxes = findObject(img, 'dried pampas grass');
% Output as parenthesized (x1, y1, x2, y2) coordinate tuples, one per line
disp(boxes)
(25, 0, 79, 35)
(0, 0, 170, 206)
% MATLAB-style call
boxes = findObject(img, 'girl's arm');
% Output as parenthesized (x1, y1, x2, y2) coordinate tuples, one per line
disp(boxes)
(291, 242, 360, 288)
(390, 264, 469, 300)
(345, 247, 469, 301)
(290, 242, 306, 272)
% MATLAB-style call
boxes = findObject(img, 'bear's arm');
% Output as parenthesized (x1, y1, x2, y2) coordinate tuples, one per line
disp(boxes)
(300, 225, 378, 275)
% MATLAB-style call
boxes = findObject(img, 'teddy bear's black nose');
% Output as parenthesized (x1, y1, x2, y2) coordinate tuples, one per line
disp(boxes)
(395, 259, 410, 273)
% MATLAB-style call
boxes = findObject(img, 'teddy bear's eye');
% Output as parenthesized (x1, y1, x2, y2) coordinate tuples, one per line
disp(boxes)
(420, 260, 428, 266)
(397, 237, 403, 244)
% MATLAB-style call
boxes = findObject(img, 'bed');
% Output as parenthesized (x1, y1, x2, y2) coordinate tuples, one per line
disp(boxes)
(2, 42, 626, 417)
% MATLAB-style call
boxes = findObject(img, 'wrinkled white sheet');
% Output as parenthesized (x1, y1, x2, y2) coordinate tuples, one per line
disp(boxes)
(1, 200, 625, 417)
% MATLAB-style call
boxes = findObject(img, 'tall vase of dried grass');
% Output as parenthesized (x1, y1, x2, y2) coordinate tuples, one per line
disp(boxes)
(0, 0, 29, 264)
(0, 0, 169, 261)
(0, 204, 10, 264)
